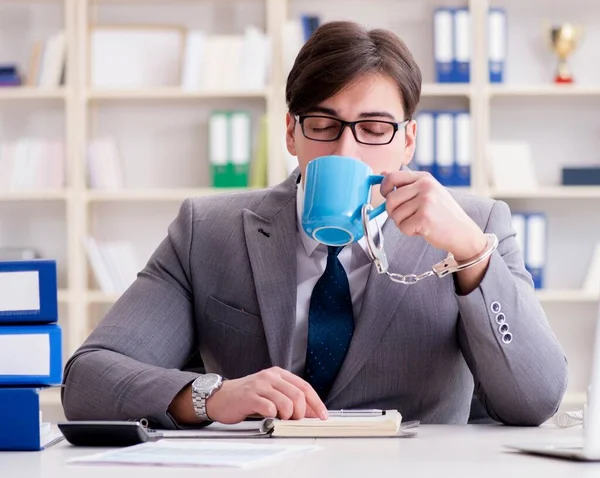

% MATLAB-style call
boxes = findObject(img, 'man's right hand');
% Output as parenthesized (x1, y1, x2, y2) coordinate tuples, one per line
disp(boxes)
(205, 367, 328, 424)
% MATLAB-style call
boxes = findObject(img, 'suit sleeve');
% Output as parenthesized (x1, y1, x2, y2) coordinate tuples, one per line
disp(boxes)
(61, 199, 200, 429)
(456, 200, 568, 426)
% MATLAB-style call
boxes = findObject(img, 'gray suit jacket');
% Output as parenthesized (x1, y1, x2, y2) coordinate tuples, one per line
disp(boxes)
(62, 170, 568, 427)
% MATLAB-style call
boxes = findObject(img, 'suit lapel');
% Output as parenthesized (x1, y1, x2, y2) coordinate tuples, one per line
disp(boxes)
(327, 221, 430, 404)
(243, 171, 300, 370)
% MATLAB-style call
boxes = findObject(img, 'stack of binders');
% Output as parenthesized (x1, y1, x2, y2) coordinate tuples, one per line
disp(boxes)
(0, 260, 63, 451)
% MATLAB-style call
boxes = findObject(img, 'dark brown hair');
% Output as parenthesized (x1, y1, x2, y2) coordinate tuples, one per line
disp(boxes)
(286, 21, 422, 120)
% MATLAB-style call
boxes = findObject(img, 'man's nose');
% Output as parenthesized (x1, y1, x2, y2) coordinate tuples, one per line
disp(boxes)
(332, 125, 360, 158)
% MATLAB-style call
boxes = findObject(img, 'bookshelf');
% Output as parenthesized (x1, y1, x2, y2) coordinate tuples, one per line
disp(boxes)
(0, 0, 598, 412)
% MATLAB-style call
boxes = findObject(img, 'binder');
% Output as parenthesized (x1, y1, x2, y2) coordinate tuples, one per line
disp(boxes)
(209, 111, 232, 187)
(510, 213, 527, 268)
(0, 324, 62, 386)
(525, 213, 546, 289)
(230, 111, 251, 187)
(488, 8, 506, 83)
(435, 112, 454, 186)
(434, 8, 454, 83)
(414, 112, 435, 177)
(0, 259, 58, 324)
(454, 111, 471, 186)
(0, 388, 64, 451)
(453, 8, 470, 83)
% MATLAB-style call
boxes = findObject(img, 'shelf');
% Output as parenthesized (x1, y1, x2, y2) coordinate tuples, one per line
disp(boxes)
(490, 187, 600, 199)
(85, 188, 251, 202)
(536, 289, 599, 303)
(87, 291, 121, 304)
(421, 83, 471, 97)
(488, 84, 600, 97)
(87, 87, 269, 101)
(39, 387, 62, 408)
(58, 289, 70, 304)
(0, 189, 69, 201)
(0, 87, 66, 100)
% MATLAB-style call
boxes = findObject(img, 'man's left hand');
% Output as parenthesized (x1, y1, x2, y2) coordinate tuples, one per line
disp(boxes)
(380, 170, 486, 262)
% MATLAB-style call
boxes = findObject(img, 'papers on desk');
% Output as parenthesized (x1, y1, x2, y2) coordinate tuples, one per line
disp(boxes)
(69, 440, 320, 468)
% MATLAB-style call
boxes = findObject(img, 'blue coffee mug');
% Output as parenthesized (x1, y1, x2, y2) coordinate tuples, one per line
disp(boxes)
(302, 155, 386, 246)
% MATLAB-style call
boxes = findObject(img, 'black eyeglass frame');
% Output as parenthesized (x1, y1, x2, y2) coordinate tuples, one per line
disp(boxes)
(294, 114, 410, 146)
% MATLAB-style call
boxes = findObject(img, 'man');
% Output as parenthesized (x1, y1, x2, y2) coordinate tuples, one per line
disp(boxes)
(62, 21, 567, 428)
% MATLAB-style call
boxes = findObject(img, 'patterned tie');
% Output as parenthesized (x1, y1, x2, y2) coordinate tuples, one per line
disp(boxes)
(304, 246, 355, 400)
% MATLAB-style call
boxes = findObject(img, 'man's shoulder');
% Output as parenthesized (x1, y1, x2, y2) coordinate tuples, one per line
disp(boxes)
(187, 187, 274, 221)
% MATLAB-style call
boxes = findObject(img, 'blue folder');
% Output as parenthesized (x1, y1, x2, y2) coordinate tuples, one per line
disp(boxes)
(0, 324, 62, 386)
(0, 387, 64, 451)
(0, 259, 58, 323)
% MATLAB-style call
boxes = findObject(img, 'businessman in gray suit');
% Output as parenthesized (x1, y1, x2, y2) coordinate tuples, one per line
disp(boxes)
(62, 21, 567, 428)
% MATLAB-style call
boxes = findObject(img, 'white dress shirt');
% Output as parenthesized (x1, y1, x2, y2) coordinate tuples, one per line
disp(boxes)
(292, 183, 388, 375)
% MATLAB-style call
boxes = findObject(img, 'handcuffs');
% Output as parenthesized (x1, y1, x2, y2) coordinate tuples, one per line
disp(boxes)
(361, 204, 499, 285)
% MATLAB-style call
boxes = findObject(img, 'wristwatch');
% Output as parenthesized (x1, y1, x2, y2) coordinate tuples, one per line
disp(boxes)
(191, 373, 224, 421)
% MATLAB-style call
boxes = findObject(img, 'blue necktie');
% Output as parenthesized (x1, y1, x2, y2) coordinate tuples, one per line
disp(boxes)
(304, 246, 354, 400)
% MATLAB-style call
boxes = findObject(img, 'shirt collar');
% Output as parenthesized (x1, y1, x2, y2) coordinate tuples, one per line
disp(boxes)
(296, 181, 388, 258)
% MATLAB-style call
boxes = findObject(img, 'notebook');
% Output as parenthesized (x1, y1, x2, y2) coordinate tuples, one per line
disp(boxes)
(160, 410, 418, 439)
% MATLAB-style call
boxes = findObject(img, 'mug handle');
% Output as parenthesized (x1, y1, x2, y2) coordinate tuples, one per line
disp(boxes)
(366, 175, 386, 220)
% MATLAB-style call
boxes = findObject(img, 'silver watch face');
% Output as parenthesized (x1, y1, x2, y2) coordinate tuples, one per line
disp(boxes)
(192, 374, 221, 393)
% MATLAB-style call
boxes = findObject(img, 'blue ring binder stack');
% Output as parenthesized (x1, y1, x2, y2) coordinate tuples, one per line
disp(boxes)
(0, 259, 63, 451)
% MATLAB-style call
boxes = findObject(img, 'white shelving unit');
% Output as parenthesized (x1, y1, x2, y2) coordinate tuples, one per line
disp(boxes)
(1, 0, 597, 412)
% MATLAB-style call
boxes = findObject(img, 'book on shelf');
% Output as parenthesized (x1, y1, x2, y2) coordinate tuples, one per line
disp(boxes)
(0, 139, 65, 191)
(85, 237, 139, 294)
(0, 65, 22, 86)
(26, 31, 67, 87)
(87, 137, 125, 190)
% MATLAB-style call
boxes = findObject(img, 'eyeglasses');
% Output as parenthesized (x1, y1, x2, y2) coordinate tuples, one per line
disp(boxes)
(295, 115, 409, 146)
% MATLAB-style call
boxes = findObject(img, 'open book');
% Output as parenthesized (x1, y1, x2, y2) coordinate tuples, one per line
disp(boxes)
(160, 410, 417, 439)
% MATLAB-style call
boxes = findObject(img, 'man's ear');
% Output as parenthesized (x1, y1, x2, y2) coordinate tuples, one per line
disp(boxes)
(285, 112, 297, 156)
(402, 119, 417, 166)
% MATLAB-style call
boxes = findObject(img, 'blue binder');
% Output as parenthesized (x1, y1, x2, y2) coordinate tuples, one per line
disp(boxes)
(524, 213, 546, 289)
(0, 324, 62, 386)
(0, 259, 58, 323)
(453, 111, 471, 187)
(0, 387, 63, 451)
(434, 8, 454, 83)
(452, 8, 471, 83)
(488, 8, 506, 83)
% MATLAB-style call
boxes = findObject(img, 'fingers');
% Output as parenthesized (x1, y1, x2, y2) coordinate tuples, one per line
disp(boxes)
(271, 377, 307, 420)
(384, 181, 420, 215)
(380, 170, 420, 196)
(278, 370, 328, 420)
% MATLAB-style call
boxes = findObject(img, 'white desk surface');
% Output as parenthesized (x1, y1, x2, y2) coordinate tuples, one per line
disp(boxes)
(1, 424, 597, 478)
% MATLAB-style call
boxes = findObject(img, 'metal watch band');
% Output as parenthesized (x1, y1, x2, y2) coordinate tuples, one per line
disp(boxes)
(192, 389, 210, 421)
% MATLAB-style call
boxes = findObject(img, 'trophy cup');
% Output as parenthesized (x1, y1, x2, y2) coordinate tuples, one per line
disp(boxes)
(549, 23, 583, 84)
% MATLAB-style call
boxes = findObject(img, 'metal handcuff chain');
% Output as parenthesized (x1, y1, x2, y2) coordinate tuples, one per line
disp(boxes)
(361, 204, 499, 285)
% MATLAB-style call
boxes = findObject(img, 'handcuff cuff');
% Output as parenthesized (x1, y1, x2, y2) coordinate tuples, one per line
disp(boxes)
(361, 204, 499, 285)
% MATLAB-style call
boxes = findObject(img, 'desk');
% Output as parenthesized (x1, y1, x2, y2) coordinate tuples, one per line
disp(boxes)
(1, 424, 595, 478)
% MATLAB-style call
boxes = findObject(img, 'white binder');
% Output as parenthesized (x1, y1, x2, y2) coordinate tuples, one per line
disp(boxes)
(434, 8, 454, 83)
(453, 8, 471, 83)
(488, 8, 506, 83)
(454, 112, 471, 186)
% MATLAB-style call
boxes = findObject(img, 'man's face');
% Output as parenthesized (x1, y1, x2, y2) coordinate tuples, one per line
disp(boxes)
(285, 73, 417, 206)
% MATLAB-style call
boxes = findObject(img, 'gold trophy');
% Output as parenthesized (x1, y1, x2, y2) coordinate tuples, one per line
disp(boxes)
(549, 23, 583, 84)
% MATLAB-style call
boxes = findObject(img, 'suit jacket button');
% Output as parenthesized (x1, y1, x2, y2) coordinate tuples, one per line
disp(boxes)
(491, 301, 501, 313)
(498, 323, 509, 334)
(495, 313, 506, 324)
(502, 332, 513, 344)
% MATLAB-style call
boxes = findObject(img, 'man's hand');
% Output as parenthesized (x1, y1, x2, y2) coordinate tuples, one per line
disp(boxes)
(380, 170, 491, 294)
(380, 170, 487, 260)
(168, 367, 328, 425)
(206, 367, 328, 424)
